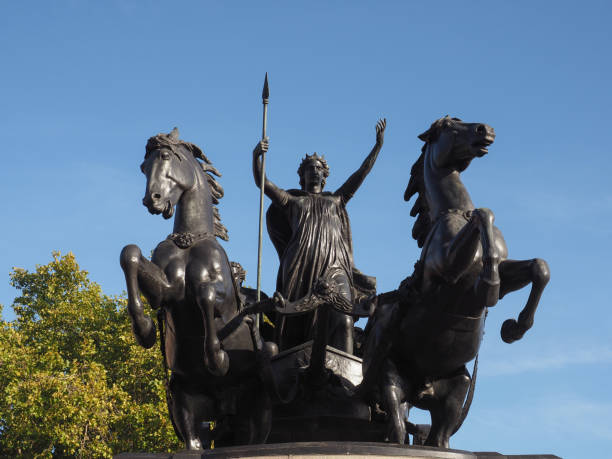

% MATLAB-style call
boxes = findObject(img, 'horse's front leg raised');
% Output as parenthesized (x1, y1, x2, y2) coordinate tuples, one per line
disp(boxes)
(196, 283, 229, 377)
(438, 208, 500, 306)
(472, 208, 501, 307)
(120, 244, 175, 348)
(498, 258, 550, 343)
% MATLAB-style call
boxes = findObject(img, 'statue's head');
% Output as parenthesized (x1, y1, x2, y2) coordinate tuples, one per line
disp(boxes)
(229, 261, 247, 291)
(297, 153, 330, 191)
(230, 261, 246, 286)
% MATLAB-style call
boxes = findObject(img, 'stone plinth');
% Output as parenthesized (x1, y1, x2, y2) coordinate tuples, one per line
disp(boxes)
(115, 441, 562, 459)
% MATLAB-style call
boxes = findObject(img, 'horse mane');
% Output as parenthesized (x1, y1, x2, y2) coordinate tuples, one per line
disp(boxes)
(193, 148, 229, 242)
(404, 116, 462, 248)
(404, 147, 430, 248)
(146, 129, 229, 241)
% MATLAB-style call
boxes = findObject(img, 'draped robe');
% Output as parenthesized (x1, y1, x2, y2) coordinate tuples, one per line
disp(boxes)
(267, 189, 374, 350)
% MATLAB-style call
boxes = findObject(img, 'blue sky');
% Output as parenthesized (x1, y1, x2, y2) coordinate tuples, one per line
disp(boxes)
(1, 2, 611, 457)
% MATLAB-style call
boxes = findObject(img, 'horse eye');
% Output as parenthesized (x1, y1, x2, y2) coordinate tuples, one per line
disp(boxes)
(161, 152, 171, 160)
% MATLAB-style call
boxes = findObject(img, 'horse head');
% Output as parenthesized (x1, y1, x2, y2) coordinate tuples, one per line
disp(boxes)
(404, 117, 498, 243)
(418, 116, 496, 172)
(140, 127, 203, 219)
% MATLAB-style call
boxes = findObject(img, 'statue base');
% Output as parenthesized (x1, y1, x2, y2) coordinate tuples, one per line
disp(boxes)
(116, 441, 562, 458)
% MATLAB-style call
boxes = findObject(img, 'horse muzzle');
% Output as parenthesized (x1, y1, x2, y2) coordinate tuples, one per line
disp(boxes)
(142, 195, 173, 218)
(472, 125, 495, 156)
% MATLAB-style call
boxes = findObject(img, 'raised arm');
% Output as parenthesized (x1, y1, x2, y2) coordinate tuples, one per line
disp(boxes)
(252, 138, 290, 206)
(336, 119, 386, 202)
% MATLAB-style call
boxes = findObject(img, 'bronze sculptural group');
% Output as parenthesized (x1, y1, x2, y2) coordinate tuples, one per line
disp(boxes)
(119, 80, 550, 452)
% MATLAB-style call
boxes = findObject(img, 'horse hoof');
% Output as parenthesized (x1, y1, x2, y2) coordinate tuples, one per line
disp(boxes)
(133, 316, 156, 349)
(187, 438, 203, 450)
(501, 318, 525, 343)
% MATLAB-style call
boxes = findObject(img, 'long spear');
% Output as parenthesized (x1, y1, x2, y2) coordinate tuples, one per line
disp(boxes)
(256, 73, 269, 327)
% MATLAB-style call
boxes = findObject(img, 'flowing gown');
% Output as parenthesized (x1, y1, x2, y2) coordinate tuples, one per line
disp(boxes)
(267, 190, 356, 350)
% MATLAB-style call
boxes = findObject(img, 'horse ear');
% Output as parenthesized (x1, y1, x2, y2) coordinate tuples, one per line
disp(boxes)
(418, 130, 429, 142)
(170, 127, 180, 140)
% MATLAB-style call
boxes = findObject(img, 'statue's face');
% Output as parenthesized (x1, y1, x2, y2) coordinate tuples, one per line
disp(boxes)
(300, 160, 326, 191)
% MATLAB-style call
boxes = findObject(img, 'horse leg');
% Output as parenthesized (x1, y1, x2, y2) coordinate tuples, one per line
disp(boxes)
(499, 258, 550, 343)
(232, 381, 272, 445)
(195, 283, 229, 377)
(425, 368, 470, 448)
(167, 374, 215, 450)
(473, 208, 501, 307)
(437, 209, 500, 306)
(251, 389, 272, 444)
(381, 360, 408, 443)
(120, 244, 172, 348)
(402, 403, 414, 444)
(439, 213, 482, 283)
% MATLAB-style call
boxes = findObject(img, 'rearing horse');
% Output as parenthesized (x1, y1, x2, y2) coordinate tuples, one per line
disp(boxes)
(408, 117, 549, 343)
(361, 117, 550, 447)
(120, 128, 271, 449)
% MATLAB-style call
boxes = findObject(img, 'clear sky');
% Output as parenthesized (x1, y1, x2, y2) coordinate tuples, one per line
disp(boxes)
(1, 2, 611, 458)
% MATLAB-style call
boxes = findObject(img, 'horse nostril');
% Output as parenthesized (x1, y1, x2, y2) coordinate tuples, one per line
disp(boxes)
(152, 193, 161, 201)
(476, 124, 486, 135)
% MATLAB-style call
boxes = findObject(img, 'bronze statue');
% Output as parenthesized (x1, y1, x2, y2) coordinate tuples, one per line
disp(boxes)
(118, 88, 552, 453)
(119, 129, 273, 449)
(252, 119, 385, 353)
(359, 117, 550, 447)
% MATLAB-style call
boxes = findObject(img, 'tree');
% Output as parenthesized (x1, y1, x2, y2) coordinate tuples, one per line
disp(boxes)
(0, 252, 180, 457)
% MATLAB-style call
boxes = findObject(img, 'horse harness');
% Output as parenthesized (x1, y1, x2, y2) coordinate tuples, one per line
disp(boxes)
(167, 231, 214, 249)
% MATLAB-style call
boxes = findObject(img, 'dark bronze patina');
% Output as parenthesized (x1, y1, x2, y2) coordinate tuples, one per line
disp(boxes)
(120, 129, 274, 449)
(119, 113, 550, 453)
(359, 117, 550, 448)
(252, 119, 385, 354)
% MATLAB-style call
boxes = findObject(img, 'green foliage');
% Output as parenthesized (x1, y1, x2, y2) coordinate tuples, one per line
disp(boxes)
(0, 252, 181, 457)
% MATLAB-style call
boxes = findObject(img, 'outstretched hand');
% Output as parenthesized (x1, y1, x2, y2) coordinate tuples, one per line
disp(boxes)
(375, 118, 386, 145)
(253, 137, 269, 158)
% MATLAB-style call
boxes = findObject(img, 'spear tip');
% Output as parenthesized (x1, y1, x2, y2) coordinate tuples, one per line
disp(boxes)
(262, 72, 269, 101)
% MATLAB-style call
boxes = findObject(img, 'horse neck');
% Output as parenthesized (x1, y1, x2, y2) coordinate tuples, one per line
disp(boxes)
(172, 166, 215, 235)
(423, 146, 475, 218)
